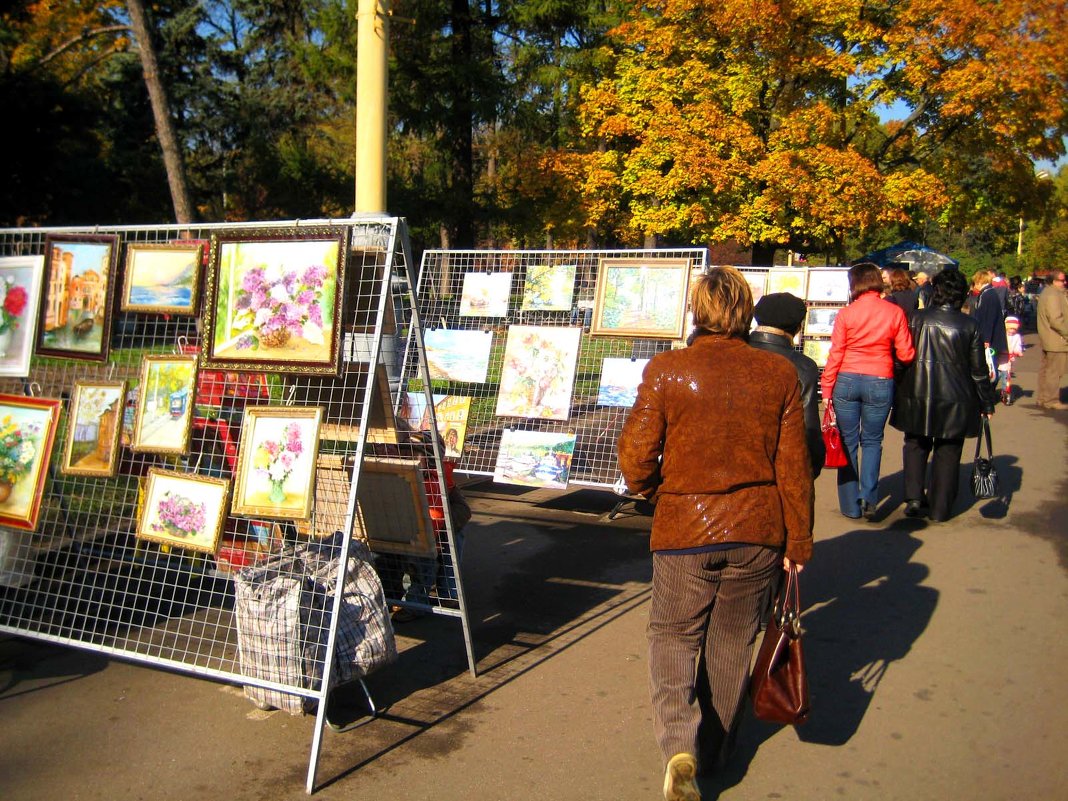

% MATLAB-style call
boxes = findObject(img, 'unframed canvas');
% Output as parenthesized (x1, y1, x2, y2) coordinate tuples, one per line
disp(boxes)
(495, 325, 582, 420)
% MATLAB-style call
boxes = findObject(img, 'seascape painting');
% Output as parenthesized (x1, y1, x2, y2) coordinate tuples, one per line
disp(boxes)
(493, 429, 576, 490)
(805, 269, 850, 303)
(459, 272, 513, 317)
(495, 325, 582, 420)
(122, 243, 203, 314)
(591, 258, 690, 339)
(424, 328, 493, 383)
(521, 264, 577, 311)
(597, 358, 649, 407)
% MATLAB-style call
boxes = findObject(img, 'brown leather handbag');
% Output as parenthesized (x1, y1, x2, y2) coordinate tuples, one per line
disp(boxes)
(750, 565, 810, 725)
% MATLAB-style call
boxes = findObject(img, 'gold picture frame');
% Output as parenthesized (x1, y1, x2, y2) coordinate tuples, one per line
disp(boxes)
(121, 242, 204, 314)
(355, 457, 436, 557)
(590, 257, 691, 339)
(0, 394, 62, 531)
(132, 354, 198, 455)
(61, 380, 126, 477)
(231, 405, 323, 520)
(136, 468, 231, 554)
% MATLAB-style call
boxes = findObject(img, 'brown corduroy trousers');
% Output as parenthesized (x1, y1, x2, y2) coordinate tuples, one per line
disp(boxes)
(648, 545, 781, 772)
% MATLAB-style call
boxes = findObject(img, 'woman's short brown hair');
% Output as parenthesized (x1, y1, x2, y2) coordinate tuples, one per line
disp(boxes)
(848, 262, 884, 301)
(690, 266, 753, 337)
(971, 269, 993, 290)
(887, 268, 912, 293)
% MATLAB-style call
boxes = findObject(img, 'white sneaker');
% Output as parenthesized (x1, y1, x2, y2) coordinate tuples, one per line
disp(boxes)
(663, 753, 700, 801)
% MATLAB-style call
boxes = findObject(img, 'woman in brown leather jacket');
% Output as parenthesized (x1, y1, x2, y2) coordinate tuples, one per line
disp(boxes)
(618, 267, 814, 801)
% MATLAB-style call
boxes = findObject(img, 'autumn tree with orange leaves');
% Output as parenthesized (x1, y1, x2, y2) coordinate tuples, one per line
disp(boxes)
(566, 0, 1068, 263)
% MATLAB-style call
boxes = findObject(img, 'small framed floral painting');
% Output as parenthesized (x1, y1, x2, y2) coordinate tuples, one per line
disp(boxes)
(132, 355, 197, 455)
(0, 255, 45, 377)
(37, 233, 119, 362)
(61, 380, 126, 477)
(121, 242, 203, 314)
(136, 468, 231, 554)
(591, 258, 691, 339)
(0, 394, 62, 532)
(232, 405, 323, 520)
(202, 227, 347, 375)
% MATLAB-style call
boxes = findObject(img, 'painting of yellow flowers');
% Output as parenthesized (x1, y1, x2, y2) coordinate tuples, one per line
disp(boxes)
(495, 325, 582, 421)
(0, 395, 62, 531)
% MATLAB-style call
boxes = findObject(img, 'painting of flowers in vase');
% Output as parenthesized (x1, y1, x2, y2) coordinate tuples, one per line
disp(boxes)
(0, 256, 45, 377)
(0, 395, 62, 532)
(232, 406, 323, 519)
(203, 227, 347, 375)
(136, 469, 231, 554)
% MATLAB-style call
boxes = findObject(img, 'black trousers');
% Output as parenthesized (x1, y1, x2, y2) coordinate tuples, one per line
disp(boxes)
(903, 433, 965, 521)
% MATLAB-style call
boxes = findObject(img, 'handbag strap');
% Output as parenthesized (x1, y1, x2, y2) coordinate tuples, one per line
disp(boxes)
(777, 565, 802, 637)
(822, 401, 836, 428)
(973, 417, 993, 461)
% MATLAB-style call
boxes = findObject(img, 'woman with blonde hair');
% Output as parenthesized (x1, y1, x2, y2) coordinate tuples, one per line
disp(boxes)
(618, 266, 814, 800)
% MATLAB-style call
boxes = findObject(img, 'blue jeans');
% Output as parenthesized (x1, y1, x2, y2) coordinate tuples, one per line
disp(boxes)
(832, 373, 894, 517)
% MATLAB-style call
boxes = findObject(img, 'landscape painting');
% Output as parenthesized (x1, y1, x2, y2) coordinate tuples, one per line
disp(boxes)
(597, 357, 649, 407)
(493, 429, 576, 490)
(804, 307, 840, 337)
(521, 264, 576, 311)
(591, 258, 690, 339)
(495, 325, 582, 420)
(459, 272, 512, 316)
(122, 242, 203, 314)
(132, 355, 197, 454)
(37, 234, 119, 361)
(424, 328, 493, 383)
(0, 255, 45, 377)
(61, 381, 126, 477)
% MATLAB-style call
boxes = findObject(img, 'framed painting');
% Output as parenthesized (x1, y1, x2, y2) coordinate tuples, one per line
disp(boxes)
(37, 233, 119, 361)
(0, 395, 61, 532)
(765, 268, 808, 298)
(132, 355, 197, 454)
(804, 307, 840, 337)
(495, 325, 582, 420)
(493, 429, 576, 490)
(136, 468, 231, 554)
(121, 242, 204, 314)
(403, 393, 472, 458)
(355, 457, 436, 557)
(202, 226, 347, 375)
(232, 405, 323, 520)
(61, 380, 126, 477)
(0, 255, 45, 377)
(805, 269, 850, 303)
(597, 357, 649, 407)
(521, 264, 577, 311)
(459, 272, 512, 317)
(591, 258, 691, 339)
(802, 338, 832, 368)
(424, 328, 493, 383)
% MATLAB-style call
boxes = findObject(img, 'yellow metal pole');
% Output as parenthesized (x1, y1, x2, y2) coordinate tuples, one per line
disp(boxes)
(355, 0, 390, 214)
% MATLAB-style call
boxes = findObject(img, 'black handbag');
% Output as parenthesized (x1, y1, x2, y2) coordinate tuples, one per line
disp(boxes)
(971, 418, 999, 499)
(749, 565, 810, 726)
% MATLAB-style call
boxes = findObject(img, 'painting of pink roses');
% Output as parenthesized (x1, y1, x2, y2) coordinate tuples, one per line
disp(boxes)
(202, 227, 347, 375)
(232, 405, 323, 520)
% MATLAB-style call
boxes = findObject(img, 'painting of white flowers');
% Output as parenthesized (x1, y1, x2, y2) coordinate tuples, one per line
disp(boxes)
(232, 406, 323, 520)
(0, 255, 45, 377)
(203, 227, 347, 375)
(0, 395, 62, 532)
(136, 469, 231, 554)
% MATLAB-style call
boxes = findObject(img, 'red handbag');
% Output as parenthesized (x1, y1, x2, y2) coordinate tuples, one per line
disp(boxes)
(750, 565, 810, 725)
(822, 401, 849, 469)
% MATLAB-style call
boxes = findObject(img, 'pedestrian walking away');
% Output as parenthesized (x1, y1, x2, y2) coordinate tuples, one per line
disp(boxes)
(1036, 270, 1068, 410)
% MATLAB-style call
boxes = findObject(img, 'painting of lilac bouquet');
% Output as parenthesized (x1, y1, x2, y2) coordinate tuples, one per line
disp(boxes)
(150, 491, 207, 539)
(138, 469, 231, 553)
(206, 232, 344, 374)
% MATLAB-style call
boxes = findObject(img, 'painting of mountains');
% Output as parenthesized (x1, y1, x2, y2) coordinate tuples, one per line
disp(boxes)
(122, 242, 204, 314)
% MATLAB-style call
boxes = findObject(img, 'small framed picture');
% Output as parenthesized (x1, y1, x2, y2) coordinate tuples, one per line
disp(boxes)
(765, 268, 808, 298)
(355, 457, 437, 557)
(132, 355, 198, 454)
(803, 338, 832, 368)
(62, 380, 126, 477)
(37, 233, 120, 361)
(121, 242, 204, 314)
(591, 257, 691, 339)
(804, 307, 840, 337)
(805, 269, 850, 303)
(232, 405, 323, 520)
(136, 468, 231, 554)
(0, 394, 62, 531)
(0, 255, 45, 377)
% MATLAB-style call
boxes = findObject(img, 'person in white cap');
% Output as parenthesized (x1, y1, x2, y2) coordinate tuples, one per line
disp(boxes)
(998, 315, 1024, 404)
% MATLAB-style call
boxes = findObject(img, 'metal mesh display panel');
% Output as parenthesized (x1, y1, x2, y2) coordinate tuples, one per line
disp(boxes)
(0, 217, 467, 793)
(409, 249, 708, 491)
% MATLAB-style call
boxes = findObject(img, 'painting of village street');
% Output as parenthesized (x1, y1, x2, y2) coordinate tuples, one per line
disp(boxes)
(62, 381, 125, 477)
(493, 429, 576, 490)
(38, 235, 116, 359)
(132, 356, 197, 454)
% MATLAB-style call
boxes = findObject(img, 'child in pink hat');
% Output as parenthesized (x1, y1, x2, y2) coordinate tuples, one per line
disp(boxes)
(999, 315, 1024, 404)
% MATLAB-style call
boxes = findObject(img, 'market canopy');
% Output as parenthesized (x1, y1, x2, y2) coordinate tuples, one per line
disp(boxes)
(855, 241, 959, 274)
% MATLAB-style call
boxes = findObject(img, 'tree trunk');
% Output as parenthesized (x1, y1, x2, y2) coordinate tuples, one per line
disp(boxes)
(751, 243, 776, 266)
(448, 0, 475, 247)
(126, 0, 195, 224)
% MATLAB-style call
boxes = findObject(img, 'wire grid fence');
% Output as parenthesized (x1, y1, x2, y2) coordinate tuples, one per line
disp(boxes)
(410, 249, 708, 490)
(0, 216, 468, 791)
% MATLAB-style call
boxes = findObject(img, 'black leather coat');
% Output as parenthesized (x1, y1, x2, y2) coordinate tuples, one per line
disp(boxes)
(890, 305, 997, 438)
